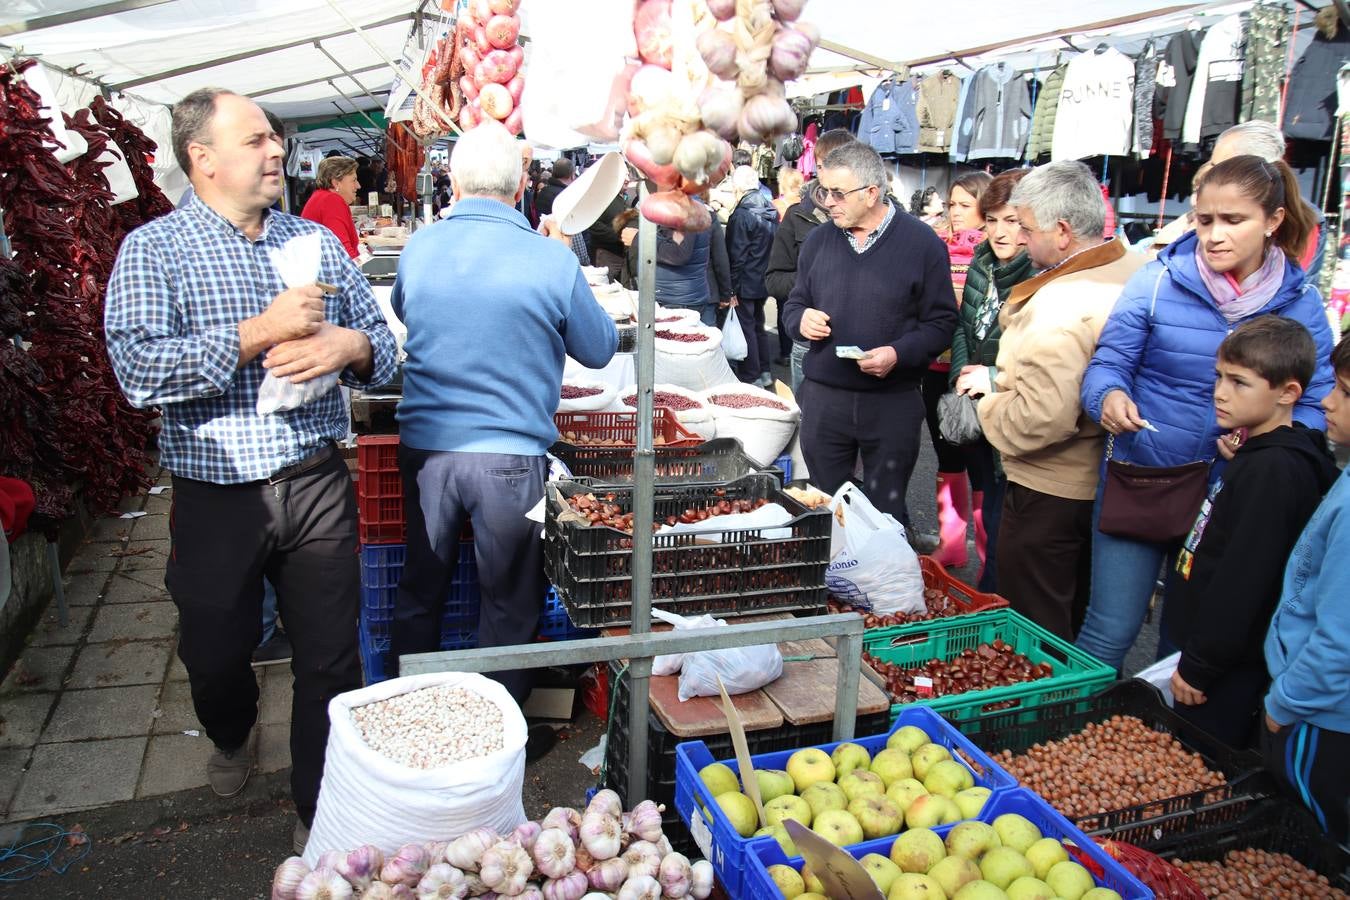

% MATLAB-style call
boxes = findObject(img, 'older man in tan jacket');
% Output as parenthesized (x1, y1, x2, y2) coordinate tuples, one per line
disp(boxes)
(978, 161, 1146, 641)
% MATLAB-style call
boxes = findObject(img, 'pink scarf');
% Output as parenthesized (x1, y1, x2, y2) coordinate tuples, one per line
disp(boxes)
(1194, 243, 1286, 323)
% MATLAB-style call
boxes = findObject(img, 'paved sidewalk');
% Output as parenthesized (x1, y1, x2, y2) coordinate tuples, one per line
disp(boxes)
(1, 467, 292, 823)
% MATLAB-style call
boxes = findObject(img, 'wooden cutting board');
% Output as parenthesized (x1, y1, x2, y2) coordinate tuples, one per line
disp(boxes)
(647, 671, 784, 738)
(762, 658, 891, 727)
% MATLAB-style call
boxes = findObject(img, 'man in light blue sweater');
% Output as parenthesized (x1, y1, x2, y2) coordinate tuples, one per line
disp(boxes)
(391, 122, 618, 702)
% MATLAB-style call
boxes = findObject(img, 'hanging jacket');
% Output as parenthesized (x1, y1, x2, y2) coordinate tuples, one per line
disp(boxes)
(1282, 25, 1349, 142)
(1241, 1, 1290, 124)
(726, 190, 779, 300)
(797, 121, 819, 177)
(916, 71, 963, 153)
(950, 72, 975, 162)
(1133, 41, 1160, 156)
(1157, 30, 1204, 140)
(949, 242, 1036, 384)
(858, 79, 920, 155)
(959, 63, 1032, 161)
(1052, 47, 1138, 161)
(1081, 230, 1335, 469)
(1183, 14, 1246, 146)
(1026, 64, 1068, 160)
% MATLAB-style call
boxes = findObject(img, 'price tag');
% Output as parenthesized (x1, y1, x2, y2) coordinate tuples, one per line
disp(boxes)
(914, 676, 934, 697)
(689, 810, 714, 858)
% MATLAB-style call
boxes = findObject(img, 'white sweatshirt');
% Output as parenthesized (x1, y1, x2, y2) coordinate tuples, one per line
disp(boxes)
(1182, 15, 1246, 146)
(1052, 48, 1137, 161)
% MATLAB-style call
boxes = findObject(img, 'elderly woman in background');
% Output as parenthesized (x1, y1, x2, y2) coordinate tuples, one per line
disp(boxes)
(301, 155, 361, 259)
(774, 166, 804, 220)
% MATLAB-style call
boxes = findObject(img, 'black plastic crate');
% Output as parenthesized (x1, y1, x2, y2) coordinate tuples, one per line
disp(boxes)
(1152, 797, 1350, 892)
(545, 474, 830, 627)
(957, 679, 1272, 843)
(551, 437, 783, 488)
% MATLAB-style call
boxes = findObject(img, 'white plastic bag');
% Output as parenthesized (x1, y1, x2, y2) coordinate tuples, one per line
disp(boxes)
(1135, 652, 1180, 707)
(305, 672, 528, 865)
(653, 324, 738, 392)
(652, 610, 724, 676)
(616, 382, 717, 440)
(721, 309, 748, 362)
(825, 482, 925, 615)
(650, 610, 783, 701)
(257, 232, 340, 415)
(701, 383, 800, 465)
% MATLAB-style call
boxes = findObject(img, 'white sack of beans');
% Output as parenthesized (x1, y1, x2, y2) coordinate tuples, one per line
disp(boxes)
(653, 324, 738, 392)
(556, 377, 618, 414)
(700, 382, 800, 466)
(616, 382, 717, 440)
(304, 672, 527, 867)
(653, 305, 702, 327)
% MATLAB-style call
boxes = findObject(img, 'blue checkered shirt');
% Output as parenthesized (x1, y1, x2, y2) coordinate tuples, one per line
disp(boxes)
(105, 195, 397, 484)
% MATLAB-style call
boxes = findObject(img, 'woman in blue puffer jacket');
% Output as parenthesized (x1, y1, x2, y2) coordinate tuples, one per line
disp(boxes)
(1077, 155, 1334, 673)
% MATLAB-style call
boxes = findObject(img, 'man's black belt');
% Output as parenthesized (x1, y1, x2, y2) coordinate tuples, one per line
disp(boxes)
(266, 441, 337, 485)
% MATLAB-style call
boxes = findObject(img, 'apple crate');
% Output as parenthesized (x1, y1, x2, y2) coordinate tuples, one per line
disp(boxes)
(957, 679, 1273, 846)
(553, 409, 702, 448)
(545, 474, 831, 627)
(672, 706, 1017, 897)
(551, 437, 784, 488)
(863, 609, 1116, 729)
(742, 787, 1152, 900)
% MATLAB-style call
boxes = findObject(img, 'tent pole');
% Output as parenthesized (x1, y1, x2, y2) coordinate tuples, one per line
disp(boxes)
(315, 41, 388, 114)
(327, 81, 384, 134)
(0, 0, 172, 38)
(326, 102, 381, 154)
(248, 62, 387, 99)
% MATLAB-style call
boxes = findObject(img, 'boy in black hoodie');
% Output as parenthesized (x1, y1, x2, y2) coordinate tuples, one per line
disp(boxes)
(1168, 317, 1339, 748)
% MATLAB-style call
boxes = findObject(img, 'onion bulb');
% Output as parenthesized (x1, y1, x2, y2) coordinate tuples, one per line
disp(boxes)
(641, 191, 712, 232)
(634, 0, 674, 68)
(478, 82, 514, 120)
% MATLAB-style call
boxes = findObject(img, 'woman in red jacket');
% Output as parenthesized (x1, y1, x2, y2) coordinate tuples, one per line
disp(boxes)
(301, 156, 361, 258)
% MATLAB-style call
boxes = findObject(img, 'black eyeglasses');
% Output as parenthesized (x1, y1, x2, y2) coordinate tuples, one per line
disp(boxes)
(812, 185, 871, 205)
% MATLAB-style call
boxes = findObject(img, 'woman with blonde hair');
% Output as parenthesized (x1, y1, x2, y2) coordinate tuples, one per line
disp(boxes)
(773, 165, 804, 220)
(301, 155, 362, 258)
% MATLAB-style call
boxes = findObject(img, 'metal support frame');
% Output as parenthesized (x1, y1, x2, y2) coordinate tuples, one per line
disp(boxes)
(0, 0, 173, 38)
(247, 62, 387, 100)
(315, 41, 387, 114)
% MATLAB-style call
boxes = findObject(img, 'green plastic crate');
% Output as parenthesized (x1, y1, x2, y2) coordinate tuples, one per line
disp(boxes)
(862, 609, 1115, 728)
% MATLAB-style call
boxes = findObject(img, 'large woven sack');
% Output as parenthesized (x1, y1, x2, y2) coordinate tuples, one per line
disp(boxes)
(700, 382, 800, 465)
(653, 324, 737, 392)
(616, 382, 717, 440)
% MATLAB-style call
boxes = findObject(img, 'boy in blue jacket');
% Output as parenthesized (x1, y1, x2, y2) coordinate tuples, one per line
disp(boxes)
(1261, 336, 1350, 843)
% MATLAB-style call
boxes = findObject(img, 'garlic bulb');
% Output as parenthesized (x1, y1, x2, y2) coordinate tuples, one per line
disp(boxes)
(625, 801, 665, 843)
(478, 840, 533, 896)
(461, 873, 489, 896)
(653, 835, 673, 859)
(531, 828, 576, 880)
(540, 807, 582, 842)
(541, 871, 588, 900)
(416, 863, 468, 900)
(295, 868, 354, 900)
(316, 850, 344, 872)
(616, 874, 662, 900)
(621, 841, 661, 880)
(446, 828, 500, 872)
(271, 856, 311, 900)
(516, 888, 544, 900)
(578, 812, 622, 861)
(657, 853, 691, 899)
(337, 845, 384, 892)
(572, 845, 595, 875)
(689, 860, 714, 900)
(585, 788, 623, 821)
(425, 841, 449, 864)
(586, 856, 629, 893)
(383, 844, 432, 888)
(511, 821, 543, 854)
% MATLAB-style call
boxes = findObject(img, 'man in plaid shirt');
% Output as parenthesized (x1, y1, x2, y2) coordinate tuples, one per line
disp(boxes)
(105, 88, 396, 855)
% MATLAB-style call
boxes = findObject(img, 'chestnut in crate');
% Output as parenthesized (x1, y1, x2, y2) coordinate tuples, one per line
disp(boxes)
(864, 640, 1052, 704)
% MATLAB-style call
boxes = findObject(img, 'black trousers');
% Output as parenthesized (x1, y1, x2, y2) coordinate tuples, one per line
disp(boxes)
(734, 297, 771, 382)
(1173, 663, 1268, 750)
(394, 447, 548, 703)
(921, 367, 968, 474)
(1261, 718, 1350, 844)
(798, 379, 924, 526)
(166, 445, 361, 826)
(997, 482, 1094, 641)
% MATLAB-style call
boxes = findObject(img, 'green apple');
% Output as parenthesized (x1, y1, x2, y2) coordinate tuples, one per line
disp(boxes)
(1045, 860, 1095, 900)
(929, 855, 983, 898)
(887, 872, 946, 899)
(953, 881, 1013, 899)
(903, 792, 949, 829)
(838, 769, 887, 803)
(945, 821, 1001, 860)
(801, 865, 825, 894)
(800, 895, 828, 900)
(714, 791, 759, 838)
(953, 786, 993, 819)
(979, 846, 1035, 890)
(754, 823, 798, 857)
(786, 748, 836, 793)
(1081, 889, 1123, 900)
(937, 795, 963, 825)
(889, 827, 946, 873)
(848, 794, 905, 840)
(887, 724, 933, 754)
(869, 748, 915, 787)
(992, 813, 1042, 854)
(767, 863, 806, 898)
(755, 768, 796, 804)
(764, 794, 813, 828)
(861, 852, 903, 894)
(1024, 838, 1069, 881)
(801, 781, 849, 818)
(812, 808, 864, 847)
(1006, 875, 1055, 900)
(886, 778, 929, 813)
(699, 761, 739, 797)
(831, 741, 872, 777)
(923, 758, 975, 797)
(910, 743, 952, 780)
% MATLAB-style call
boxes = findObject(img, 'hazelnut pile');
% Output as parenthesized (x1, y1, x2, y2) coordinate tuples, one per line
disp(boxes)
(865, 640, 1052, 704)
(991, 716, 1227, 822)
(1171, 849, 1347, 899)
(829, 585, 986, 625)
(557, 431, 672, 447)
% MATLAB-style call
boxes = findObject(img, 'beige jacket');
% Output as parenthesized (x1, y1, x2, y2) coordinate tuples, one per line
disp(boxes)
(979, 239, 1147, 501)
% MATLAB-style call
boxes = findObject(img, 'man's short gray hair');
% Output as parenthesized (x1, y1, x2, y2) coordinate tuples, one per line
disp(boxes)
(731, 165, 760, 195)
(819, 141, 889, 192)
(1010, 160, 1105, 242)
(173, 87, 237, 177)
(1216, 120, 1285, 162)
(450, 120, 523, 199)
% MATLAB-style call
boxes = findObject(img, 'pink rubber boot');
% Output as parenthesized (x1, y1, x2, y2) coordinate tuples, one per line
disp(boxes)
(932, 472, 970, 568)
(971, 489, 988, 577)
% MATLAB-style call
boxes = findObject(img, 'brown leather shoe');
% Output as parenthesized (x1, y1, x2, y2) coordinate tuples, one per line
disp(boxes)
(207, 729, 256, 798)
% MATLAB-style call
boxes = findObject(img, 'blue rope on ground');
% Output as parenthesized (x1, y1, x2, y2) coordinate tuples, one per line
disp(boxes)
(0, 823, 92, 881)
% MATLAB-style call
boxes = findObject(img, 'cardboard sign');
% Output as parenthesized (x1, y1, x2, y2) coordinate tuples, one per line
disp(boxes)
(716, 676, 765, 828)
(784, 820, 884, 900)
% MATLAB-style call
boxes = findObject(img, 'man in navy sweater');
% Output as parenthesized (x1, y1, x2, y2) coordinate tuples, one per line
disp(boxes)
(391, 122, 618, 702)
(782, 142, 958, 526)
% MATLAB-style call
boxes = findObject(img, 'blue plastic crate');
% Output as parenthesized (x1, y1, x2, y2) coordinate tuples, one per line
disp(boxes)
(361, 542, 480, 623)
(742, 787, 1152, 900)
(359, 610, 480, 684)
(773, 453, 792, 484)
(673, 705, 1016, 897)
(537, 588, 597, 641)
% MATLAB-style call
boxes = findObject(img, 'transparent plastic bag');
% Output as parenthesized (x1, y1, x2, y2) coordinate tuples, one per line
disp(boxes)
(256, 232, 339, 415)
